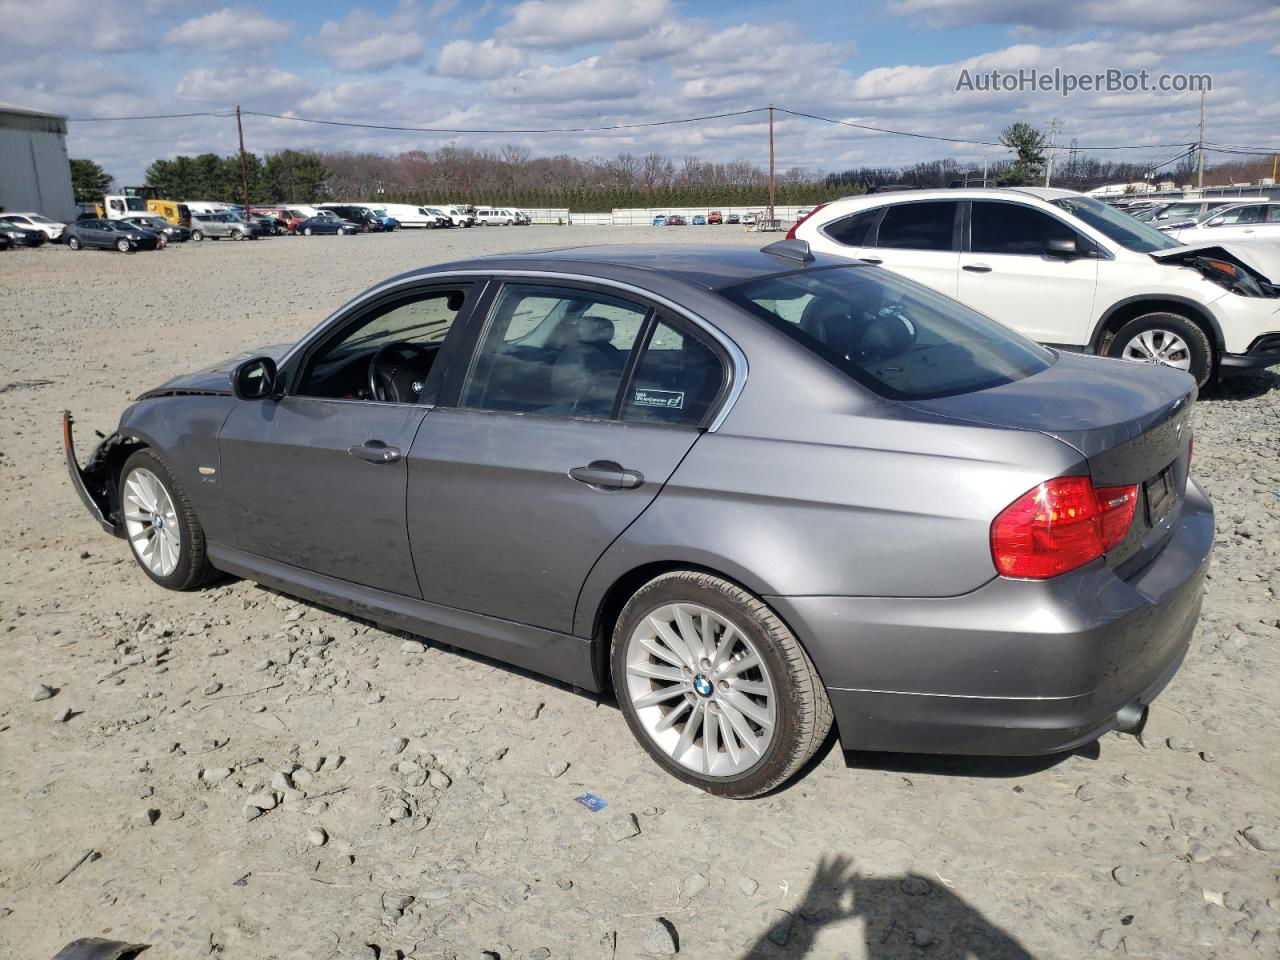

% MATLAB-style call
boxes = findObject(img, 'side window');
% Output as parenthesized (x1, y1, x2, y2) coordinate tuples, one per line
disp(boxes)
(462, 283, 649, 418)
(1267, 206, 1280, 224)
(875, 202, 957, 251)
(822, 208, 880, 247)
(623, 320, 724, 427)
(970, 201, 1078, 255)
(297, 289, 466, 402)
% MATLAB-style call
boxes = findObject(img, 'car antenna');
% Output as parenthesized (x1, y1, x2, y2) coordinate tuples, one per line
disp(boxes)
(760, 238, 815, 263)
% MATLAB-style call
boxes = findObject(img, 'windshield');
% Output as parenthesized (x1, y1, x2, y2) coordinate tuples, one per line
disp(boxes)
(1051, 195, 1179, 252)
(125, 198, 147, 212)
(721, 265, 1053, 400)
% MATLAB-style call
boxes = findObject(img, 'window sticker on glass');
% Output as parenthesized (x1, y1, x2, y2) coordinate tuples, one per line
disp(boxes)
(633, 387, 685, 409)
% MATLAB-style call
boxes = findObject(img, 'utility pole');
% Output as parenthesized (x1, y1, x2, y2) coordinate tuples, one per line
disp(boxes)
(1044, 117, 1062, 188)
(1196, 89, 1205, 190)
(767, 105, 776, 227)
(236, 105, 251, 214)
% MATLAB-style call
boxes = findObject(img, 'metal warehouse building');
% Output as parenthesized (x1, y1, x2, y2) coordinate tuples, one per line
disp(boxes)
(0, 104, 76, 222)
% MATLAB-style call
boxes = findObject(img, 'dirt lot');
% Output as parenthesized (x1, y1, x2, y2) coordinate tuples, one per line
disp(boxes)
(1, 227, 1277, 960)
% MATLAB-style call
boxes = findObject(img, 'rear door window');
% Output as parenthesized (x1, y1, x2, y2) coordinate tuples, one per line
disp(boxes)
(461, 284, 650, 418)
(970, 201, 1080, 255)
(622, 320, 725, 427)
(874, 201, 958, 251)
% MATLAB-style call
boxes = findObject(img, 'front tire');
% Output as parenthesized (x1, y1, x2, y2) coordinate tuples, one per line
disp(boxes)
(611, 571, 832, 798)
(303, 227, 313, 236)
(1105, 311, 1213, 387)
(191, 230, 204, 241)
(119, 450, 215, 591)
(116, 238, 131, 253)
(67, 237, 82, 251)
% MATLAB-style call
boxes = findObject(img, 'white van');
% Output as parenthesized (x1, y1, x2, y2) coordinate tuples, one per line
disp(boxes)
(184, 200, 236, 217)
(374, 203, 435, 228)
(475, 207, 515, 226)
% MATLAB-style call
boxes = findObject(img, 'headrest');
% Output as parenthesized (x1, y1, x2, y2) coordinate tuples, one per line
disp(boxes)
(578, 316, 615, 344)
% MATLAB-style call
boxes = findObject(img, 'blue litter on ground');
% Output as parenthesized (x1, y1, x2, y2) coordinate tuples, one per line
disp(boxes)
(575, 792, 608, 812)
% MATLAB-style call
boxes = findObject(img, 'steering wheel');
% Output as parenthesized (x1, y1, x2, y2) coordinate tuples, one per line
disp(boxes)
(368, 342, 435, 403)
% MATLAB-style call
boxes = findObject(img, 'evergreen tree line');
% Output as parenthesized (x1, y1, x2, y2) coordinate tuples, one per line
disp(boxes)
(143, 150, 328, 203)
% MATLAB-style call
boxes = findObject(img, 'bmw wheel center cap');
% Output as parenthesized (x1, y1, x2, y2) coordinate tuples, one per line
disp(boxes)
(693, 675, 713, 697)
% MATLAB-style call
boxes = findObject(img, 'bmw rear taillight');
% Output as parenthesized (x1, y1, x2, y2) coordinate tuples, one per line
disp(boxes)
(991, 476, 1137, 579)
(786, 202, 830, 240)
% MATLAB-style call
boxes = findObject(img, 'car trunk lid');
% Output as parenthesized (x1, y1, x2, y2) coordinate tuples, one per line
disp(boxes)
(907, 351, 1195, 573)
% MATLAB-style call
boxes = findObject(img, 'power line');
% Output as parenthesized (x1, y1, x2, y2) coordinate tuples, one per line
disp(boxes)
(64, 104, 1277, 155)
(242, 107, 771, 134)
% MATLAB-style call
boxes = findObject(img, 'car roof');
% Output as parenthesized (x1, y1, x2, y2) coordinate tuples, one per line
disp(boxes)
(389, 243, 860, 290)
(827, 186, 1082, 205)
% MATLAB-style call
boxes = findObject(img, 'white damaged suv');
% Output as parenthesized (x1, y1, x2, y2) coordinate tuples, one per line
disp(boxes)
(790, 187, 1280, 385)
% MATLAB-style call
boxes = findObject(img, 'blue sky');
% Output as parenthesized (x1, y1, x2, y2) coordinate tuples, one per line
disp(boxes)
(2, 0, 1277, 185)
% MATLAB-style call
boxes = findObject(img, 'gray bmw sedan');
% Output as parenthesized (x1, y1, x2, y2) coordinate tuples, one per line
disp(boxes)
(65, 240, 1212, 798)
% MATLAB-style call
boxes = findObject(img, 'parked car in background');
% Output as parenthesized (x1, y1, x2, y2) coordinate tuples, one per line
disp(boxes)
(708, 211, 723, 224)
(367, 208, 400, 231)
(652, 215, 667, 226)
(726, 213, 741, 225)
(420, 206, 454, 227)
(667, 215, 687, 226)
(317, 204, 389, 232)
(475, 207, 516, 226)
(0, 234, 10, 251)
(1161, 201, 1280, 245)
(2, 212, 65, 241)
(741, 213, 758, 225)
(1147, 199, 1237, 227)
(790, 187, 1280, 385)
(0, 217, 48, 246)
(510, 208, 531, 225)
(121, 215, 191, 244)
(66, 241, 1213, 798)
(189, 213, 263, 241)
(296, 213, 359, 236)
(692, 214, 708, 225)
(375, 203, 434, 229)
(63, 218, 160, 252)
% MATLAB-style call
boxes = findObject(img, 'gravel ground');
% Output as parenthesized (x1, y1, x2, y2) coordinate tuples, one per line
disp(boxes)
(0, 227, 1277, 960)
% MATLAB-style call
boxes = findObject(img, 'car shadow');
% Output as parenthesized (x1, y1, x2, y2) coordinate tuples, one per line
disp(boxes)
(738, 855, 1038, 958)
(1199, 369, 1278, 402)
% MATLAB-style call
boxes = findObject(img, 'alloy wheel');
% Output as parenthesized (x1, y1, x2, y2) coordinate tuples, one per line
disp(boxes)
(1119, 329, 1191, 371)
(123, 468, 181, 578)
(624, 602, 776, 777)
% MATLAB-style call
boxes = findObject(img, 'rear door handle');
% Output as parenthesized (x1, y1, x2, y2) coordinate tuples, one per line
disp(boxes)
(568, 460, 644, 490)
(348, 440, 402, 464)
(962, 263, 992, 273)
(858, 256, 883, 264)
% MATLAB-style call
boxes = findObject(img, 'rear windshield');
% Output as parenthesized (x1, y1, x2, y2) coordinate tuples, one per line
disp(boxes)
(720, 265, 1053, 400)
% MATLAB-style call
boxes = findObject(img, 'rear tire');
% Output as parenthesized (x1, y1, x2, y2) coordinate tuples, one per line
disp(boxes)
(1105, 311, 1213, 387)
(119, 449, 216, 591)
(611, 571, 832, 798)
(191, 230, 204, 241)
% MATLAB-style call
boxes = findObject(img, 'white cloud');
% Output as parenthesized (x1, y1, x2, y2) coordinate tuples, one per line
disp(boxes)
(0, 0, 146, 51)
(163, 7, 290, 51)
(488, 56, 647, 102)
(498, 0, 672, 48)
(435, 39, 526, 79)
(888, 0, 1268, 31)
(610, 18, 704, 60)
(175, 66, 307, 103)
(297, 80, 405, 116)
(312, 0, 428, 71)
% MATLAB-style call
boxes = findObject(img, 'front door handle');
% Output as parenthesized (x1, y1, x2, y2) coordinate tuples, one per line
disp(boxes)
(859, 256, 883, 264)
(962, 263, 992, 273)
(348, 440, 402, 464)
(568, 460, 644, 490)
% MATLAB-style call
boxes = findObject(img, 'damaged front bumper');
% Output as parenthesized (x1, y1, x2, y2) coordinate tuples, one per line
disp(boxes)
(62, 411, 123, 537)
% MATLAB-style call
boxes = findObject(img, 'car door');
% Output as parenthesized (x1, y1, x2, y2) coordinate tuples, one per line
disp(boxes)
(849, 200, 962, 296)
(88, 220, 114, 248)
(406, 280, 730, 634)
(216, 281, 478, 597)
(1195, 204, 1268, 243)
(957, 200, 1099, 346)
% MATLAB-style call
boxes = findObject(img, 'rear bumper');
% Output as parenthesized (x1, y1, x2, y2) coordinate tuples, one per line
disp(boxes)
(770, 479, 1214, 756)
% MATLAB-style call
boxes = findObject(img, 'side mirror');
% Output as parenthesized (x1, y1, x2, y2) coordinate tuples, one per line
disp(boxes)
(1205, 217, 1225, 227)
(230, 356, 278, 400)
(1044, 237, 1079, 258)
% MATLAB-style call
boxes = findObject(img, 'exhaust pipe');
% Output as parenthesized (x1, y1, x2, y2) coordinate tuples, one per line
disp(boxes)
(1114, 702, 1148, 736)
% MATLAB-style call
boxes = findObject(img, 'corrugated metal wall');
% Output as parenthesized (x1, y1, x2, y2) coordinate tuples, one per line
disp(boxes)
(0, 125, 77, 221)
